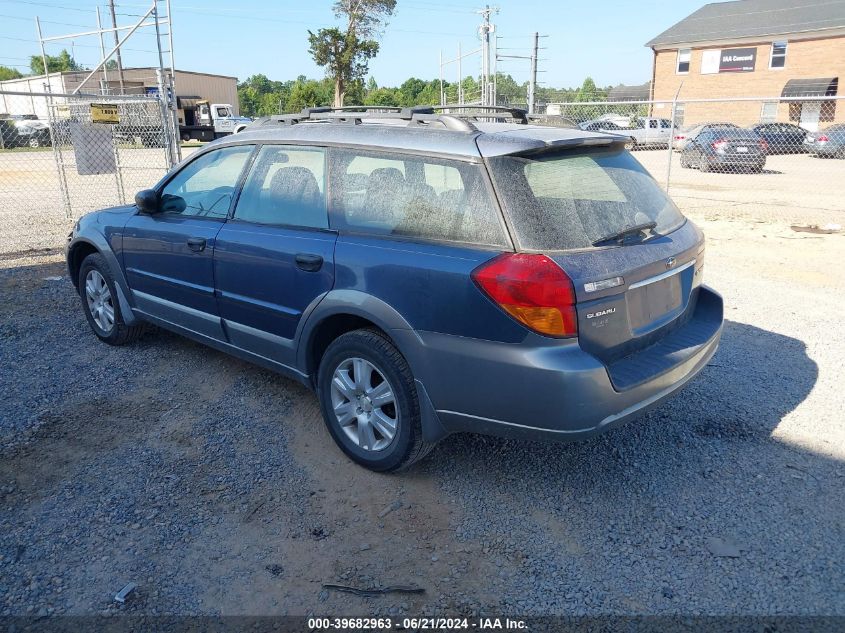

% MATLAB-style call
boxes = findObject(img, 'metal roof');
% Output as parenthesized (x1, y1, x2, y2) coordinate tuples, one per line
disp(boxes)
(646, 0, 845, 48)
(781, 77, 839, 97)
(213, 109, 620, 159)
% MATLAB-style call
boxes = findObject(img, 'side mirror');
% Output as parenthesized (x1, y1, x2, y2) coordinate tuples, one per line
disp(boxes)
(135, 189, 160, 214)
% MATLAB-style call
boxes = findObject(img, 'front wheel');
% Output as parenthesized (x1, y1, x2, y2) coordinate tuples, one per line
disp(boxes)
(78, 253, 145, 345)
(317, 329, 435, 472)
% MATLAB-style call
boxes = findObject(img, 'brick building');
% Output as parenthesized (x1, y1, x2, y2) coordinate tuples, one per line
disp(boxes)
(646, 0, 845, 130)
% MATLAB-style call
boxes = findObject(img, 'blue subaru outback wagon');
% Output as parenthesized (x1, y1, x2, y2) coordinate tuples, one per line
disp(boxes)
(66, 106, 723, 471)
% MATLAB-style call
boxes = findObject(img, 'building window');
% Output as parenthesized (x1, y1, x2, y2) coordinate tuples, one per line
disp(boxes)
(760, 101, 778, 123)
(770, 41, 787, 69)
(676, 48, 691, 74)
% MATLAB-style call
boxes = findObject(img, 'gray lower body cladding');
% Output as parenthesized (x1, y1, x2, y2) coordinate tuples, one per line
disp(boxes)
(400, 286, 723, 441)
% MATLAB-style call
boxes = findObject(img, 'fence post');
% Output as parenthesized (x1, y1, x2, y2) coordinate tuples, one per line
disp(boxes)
(665, 83, 683, 194)
(665, 99, 676, 194)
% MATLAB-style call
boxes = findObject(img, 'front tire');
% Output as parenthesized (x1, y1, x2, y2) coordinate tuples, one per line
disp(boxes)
(317, 329, 434, 472)
(78, 253, 145, 346)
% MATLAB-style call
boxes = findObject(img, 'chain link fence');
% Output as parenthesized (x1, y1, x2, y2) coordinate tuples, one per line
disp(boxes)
(2, 90, 844, 259)
(543, 95, 845, 227)
(1, 90, 174, 257)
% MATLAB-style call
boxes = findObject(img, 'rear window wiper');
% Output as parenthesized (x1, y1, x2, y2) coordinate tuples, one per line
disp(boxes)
(591, 221, 657, 247)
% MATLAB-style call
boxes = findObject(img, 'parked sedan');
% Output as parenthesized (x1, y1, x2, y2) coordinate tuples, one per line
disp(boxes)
(672, 122, 739, 151)
(804, 124, 845, 158)
(0, 116, 52, 148)
(680, 128, 766, 173)
(748, 123, 808, 154)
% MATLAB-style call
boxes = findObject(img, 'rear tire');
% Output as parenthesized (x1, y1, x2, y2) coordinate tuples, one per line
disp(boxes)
(699, 156, 711, 172)
(680, 153, 689, 168)
(78, 253, 145, 346)
(317, 328, 435, 472)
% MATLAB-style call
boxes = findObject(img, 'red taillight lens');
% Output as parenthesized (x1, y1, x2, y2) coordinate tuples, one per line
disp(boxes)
(817, 135, 829, 142)
(471, 253, 577, 338)
(674, 135, 685, 140)
(711, 139, 728, 151)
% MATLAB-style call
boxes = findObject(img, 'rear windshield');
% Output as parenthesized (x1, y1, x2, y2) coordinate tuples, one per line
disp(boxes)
(488, 147, 686, 251)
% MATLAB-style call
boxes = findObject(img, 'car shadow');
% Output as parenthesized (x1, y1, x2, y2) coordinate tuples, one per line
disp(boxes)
(428, 319, 845, 611)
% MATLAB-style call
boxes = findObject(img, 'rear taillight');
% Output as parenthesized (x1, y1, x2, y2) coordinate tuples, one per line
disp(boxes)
(711, 139, 728, 151)
(471, 253, 577, 338)
(759, 139, 768, 151)
(674, 135, 685, 140)
(817, 135, 829, 142)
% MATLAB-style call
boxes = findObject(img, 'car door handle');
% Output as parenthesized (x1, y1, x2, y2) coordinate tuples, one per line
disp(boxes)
(187, 237, 206, 252)
(295, 253, 323, 272)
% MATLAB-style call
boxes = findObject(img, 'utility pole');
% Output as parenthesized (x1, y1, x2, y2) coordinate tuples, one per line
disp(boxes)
(528, 32, 538, 114)
(95, 7, 109, 94)
(108, 0, 125, 94)
(496, 32, 545, 112)
(477, 5, 498, 106)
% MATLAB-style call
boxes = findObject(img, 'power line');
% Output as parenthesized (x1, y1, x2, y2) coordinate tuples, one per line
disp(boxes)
(0, 13, 92, 28)
(3, 0, 97, 13)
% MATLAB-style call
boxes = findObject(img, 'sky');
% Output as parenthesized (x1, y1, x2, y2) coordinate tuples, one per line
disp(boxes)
(0, 0, 709, 89)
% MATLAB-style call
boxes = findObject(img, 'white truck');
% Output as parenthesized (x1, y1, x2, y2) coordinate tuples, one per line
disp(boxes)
(579, 116, 674, 149)
(179, 101, 251, 142)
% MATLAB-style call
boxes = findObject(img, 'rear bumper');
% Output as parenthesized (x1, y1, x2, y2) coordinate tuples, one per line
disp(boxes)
(397, 286, 723, 442)
(808, 144, 841, 156)
(708, 154, 765, 168)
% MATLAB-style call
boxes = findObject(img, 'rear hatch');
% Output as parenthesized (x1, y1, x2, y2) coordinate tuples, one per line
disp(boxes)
(485, 142, 715, 390)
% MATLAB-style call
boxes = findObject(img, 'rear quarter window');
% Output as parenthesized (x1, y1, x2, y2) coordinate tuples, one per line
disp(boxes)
(328, 148, 509, 248)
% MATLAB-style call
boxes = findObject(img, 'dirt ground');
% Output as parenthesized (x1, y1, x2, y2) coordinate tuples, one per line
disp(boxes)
(1, 211, 844, 618)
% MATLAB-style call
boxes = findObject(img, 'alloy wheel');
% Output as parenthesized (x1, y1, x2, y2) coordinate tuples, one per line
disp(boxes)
(84, 269, 115, 333)
(330, 357, 398, 452)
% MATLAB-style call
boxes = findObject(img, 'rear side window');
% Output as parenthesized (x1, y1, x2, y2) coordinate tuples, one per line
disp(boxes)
(488, 147, 685, 251)
(160, 145, 253, 218)
(328, 149, 508, 247)
(234, 145, 327, 228)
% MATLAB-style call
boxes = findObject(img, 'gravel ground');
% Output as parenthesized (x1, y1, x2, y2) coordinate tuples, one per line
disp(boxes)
(1, 214, 843, 617)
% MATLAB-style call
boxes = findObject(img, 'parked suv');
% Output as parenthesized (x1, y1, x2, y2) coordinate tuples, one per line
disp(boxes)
(66, 105, 723, 471)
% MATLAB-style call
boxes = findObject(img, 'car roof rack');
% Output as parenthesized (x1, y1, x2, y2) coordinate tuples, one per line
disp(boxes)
(429, 104, 529, 125)
(249, 104, 523, 133)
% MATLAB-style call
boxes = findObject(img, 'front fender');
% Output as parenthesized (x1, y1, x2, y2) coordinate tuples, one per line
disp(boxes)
(67, 231, 140, 326)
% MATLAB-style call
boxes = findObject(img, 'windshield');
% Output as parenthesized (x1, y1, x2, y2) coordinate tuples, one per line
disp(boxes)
(487, 147, 686, 251)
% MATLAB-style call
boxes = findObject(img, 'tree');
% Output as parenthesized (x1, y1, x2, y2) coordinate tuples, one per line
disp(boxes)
(308, 0, 396, 107)
(30, 49, 82, 75)
(0, 66, 23, 81)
